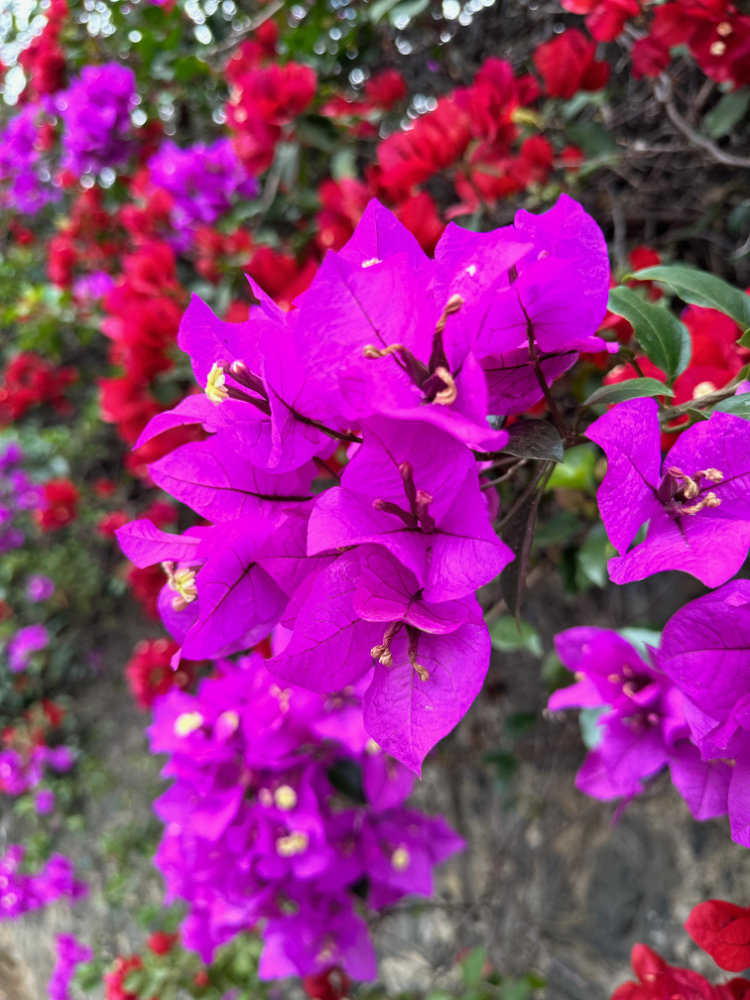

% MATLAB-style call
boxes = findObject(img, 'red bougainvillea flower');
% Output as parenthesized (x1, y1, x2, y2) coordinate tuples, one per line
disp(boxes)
(125, 637, 194, 709)
(364, 68, 407, 108)
(146, 930, 179, 956)
(103, 955, 145, 1000)
(303, 967, 352, 1000)
(36, 479, 78, 531)
(533, 29, 610, 98)
(611, 942, 731, 999)
(686, 900, 750, 973)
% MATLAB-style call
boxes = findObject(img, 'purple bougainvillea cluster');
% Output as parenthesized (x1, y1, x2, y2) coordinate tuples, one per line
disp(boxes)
(0, 846, 87, 919)
(0, 442, 45, 554)
(117, 194, 612, 775)
(550, 397, 750, 847)
(56, 63, 137, 177)
(113, 193, 619, 978)
(148, 139, 259, 249)
(149, 649, 463, 978)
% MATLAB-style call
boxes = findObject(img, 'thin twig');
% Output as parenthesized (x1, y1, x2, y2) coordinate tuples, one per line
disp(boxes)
(654, 75, 750, 169)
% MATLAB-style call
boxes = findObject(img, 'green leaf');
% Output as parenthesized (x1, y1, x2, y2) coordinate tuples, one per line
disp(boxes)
(503, 419, 563, 462)
(461, 946, 488, 988)
(565, 119, 618, 158)
(712, 392, 750, 419)
(583, 377, 673, 408)
(608, 286, 691, 384)
(489, 617, 542, 657)
(545, 444, 597, 493)
(704, 88, 750, 139)
(631, 265, 750, 333)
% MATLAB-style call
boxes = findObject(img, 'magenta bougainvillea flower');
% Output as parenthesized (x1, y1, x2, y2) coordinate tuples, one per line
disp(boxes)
(121, 195, 612, 774)
(587, 398, 750, 587)
(549, 627, 730, 819)
(308, 417, 512, 601)
(657, 580, 750, 847)
(148, 651, 463, 978)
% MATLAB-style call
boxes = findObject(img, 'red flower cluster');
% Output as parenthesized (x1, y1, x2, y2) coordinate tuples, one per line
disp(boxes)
(0, 353, 77, 425)
(562, 0, 750, 86)
(614, 896, 750, 999)
(533, 29, 610, 99)
(634, 4, 750, 85)
(125, 637, 196, 709)
(367, 56, 575, 220)
(321, 66, 407, 129)
(146, 931, 178, 956)
(226, 24, 317, 173)
(47, 187, 124, 288)
(612, 943, 750, 999)
(98, 241, 186, 455)
(104, 955, 147, 1000)
(36, 479, 78, 532)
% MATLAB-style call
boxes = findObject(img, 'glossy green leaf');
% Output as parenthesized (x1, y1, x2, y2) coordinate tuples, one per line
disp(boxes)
(712, 392, 750, 419)
(608, 286, 691, 384)
(583, 377, 673, 407)
(631, 265, 750, 333)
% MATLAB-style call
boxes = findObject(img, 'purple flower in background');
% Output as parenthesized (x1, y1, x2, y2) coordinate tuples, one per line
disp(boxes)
(35, 789, 55, 815)
(6, 624, 49, 672)
(149, 651, 462, 975)
(587, 397, 750, 587)
(58, 64, 136, 176)
(548, 627, 730, 819)
(48, 934, 93, 1000)
(72, 271, 115, 303)
(26, 574, 55, 602)
(0, 847, 87, 920)
(0, 102, 60, 214)
(148, 139, 258, 249)
(0, 445, 44, 554)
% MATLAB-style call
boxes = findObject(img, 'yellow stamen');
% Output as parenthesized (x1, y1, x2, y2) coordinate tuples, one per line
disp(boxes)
(391, 846, 410, 871)
(276, 831, 309, 857)
(274, 785, 298, 811)
(682, 492, 721, 515)
(206, 362, 229, 404)
(174, 711, 203, 737)
(168, 568, 198, 610)
(363, 342, 405, 360)
(432, 366, 457, 406)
